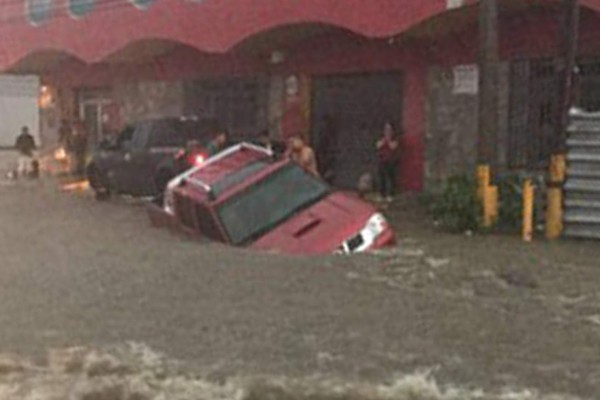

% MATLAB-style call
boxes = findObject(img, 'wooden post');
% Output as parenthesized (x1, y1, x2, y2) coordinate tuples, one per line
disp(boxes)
(556, 0, 580, 152)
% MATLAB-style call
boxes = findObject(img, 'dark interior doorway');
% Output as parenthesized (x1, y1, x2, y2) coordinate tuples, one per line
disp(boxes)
(311, 72, 403, 189)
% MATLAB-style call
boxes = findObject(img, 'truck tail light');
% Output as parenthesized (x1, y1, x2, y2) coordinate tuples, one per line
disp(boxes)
(193, 154, 206, 166)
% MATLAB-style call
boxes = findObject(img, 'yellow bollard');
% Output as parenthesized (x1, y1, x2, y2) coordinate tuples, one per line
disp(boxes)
(549, 154, 567, 183)
(477, 165, 491, 200)
(483, 185, 499, 228)
(546, 153, 566, 240)
(546, 187, 563, 239)
(522, 179, 535, 242)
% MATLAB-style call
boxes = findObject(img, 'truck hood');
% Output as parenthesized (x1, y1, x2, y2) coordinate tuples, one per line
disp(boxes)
(250, 192, 378, 255)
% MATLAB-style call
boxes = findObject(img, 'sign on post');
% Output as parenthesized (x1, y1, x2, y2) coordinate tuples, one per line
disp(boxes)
(453, 65, 479, 95)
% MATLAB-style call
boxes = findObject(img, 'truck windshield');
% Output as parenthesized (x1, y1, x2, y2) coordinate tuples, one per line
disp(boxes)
(217, 164, 329, 245)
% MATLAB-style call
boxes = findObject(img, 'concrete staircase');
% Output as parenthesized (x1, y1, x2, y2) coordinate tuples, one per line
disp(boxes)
(564, 110, 600, 239)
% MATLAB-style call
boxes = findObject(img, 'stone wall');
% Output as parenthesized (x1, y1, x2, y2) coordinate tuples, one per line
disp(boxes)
(113, 80, 185, 124)
(424, 63, 510, 189)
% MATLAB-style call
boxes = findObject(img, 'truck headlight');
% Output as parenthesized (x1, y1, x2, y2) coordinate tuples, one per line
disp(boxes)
(365, 213, 387, 237)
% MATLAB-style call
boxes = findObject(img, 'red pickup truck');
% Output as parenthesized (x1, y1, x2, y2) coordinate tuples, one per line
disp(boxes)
(148, 143, 395, 255)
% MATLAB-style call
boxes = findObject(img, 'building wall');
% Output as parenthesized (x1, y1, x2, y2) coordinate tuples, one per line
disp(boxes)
(424, 63, 510, 188)
(273, 33, 427, 191)
(0, 75, 40, 147)
(113, 81, 185, 124)
(42, 6, 600, 190)
(421, 8, 600, 189)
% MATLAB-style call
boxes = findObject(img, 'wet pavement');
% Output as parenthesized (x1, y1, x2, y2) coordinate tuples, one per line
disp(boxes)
(0, 172, 599, 399)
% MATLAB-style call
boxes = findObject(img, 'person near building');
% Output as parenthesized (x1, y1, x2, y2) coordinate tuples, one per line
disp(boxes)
(68, 120, 88, 176)
(376, 121, 400, 202)
(205, 129, 229, 157)
(58, 119, 71, 146)
(286, 134, 319, 177)
(253, 130, 286, 158)
(14, 126, 36, 178)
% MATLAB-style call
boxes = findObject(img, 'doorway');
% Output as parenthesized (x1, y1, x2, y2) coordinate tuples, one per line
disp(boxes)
(311, 72, 403, 189)
(79, 99, 117, 147)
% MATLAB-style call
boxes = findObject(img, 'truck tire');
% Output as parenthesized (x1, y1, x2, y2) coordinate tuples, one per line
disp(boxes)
(87, 164, 111, 201)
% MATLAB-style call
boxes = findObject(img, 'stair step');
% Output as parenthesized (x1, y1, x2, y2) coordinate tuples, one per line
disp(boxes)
(567, 139, 600, 147)
(564, 199, 600, 209)
(564, 179, 600, 192)
(564, 209, 600, 224)
(564, 226, 600, 239)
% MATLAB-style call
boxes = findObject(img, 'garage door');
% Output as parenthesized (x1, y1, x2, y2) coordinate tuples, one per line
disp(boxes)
(312, 72, 403, 189)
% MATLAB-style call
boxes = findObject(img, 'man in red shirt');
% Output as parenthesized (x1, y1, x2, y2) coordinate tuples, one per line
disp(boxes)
(376, 122, 399, 202)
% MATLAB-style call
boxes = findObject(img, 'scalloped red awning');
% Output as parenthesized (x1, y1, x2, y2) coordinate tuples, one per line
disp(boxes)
(1, 0, 600, 72)
(0, 0, 449, 70)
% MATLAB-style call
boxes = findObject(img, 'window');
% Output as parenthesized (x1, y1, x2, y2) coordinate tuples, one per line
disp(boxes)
(116, 126, 134, 148)
(69, 0, 94, 17)
(27, 0, 53, 25)
(211, 161, 271, 197)
(578, 59, 600, 112)
(128, 0, 156, 9)
(508, 58, 560, 169)
(146, 120, 184, 148)
(217, 164, 329, 245)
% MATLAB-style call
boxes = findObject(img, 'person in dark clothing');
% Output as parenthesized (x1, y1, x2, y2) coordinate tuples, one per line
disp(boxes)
(68, 121, 88, 176)
(15, 126, 36, 178)
(376, 121, 399, 202)
(58, 119, 71, 147)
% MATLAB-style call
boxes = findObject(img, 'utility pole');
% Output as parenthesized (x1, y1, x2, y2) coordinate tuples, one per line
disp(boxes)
(545, 0, 579, 240)
(556, 0, 580, 153)
(477, 0, 500, 228)
(477, 0, 499, 168)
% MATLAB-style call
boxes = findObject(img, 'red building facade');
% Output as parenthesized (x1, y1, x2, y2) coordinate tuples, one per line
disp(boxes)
(3, 0, 600, 190)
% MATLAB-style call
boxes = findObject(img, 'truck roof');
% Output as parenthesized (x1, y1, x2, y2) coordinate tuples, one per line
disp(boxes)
(181, 143, 274, 199)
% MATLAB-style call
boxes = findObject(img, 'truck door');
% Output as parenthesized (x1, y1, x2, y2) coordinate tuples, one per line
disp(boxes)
(96, 125, 134, 193)
(125, 120, 183, 196)
(115, 122, 150, 195)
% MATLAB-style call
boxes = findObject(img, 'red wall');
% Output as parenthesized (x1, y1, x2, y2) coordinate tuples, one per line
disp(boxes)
(45, 5, 600, 192)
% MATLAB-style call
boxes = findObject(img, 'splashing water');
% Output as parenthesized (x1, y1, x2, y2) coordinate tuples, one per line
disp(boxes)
(0, 343, 583, 400)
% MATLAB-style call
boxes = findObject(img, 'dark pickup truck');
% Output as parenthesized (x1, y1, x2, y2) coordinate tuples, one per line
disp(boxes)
(87, 116, 218, 199)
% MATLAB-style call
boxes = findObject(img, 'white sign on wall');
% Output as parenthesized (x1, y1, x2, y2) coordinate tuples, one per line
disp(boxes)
(0, 75, 40, 147)
(453, 64, 479, 95)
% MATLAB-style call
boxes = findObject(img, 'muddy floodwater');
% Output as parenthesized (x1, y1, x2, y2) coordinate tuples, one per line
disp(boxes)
(0, 175, 599, 399)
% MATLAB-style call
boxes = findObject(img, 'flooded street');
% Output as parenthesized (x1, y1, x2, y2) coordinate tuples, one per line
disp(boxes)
(0, 177, 599, 399)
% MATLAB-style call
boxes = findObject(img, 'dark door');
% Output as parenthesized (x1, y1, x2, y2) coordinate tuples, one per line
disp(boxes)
(98, 126, 134, 193)
(312, 73, 403, 188)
